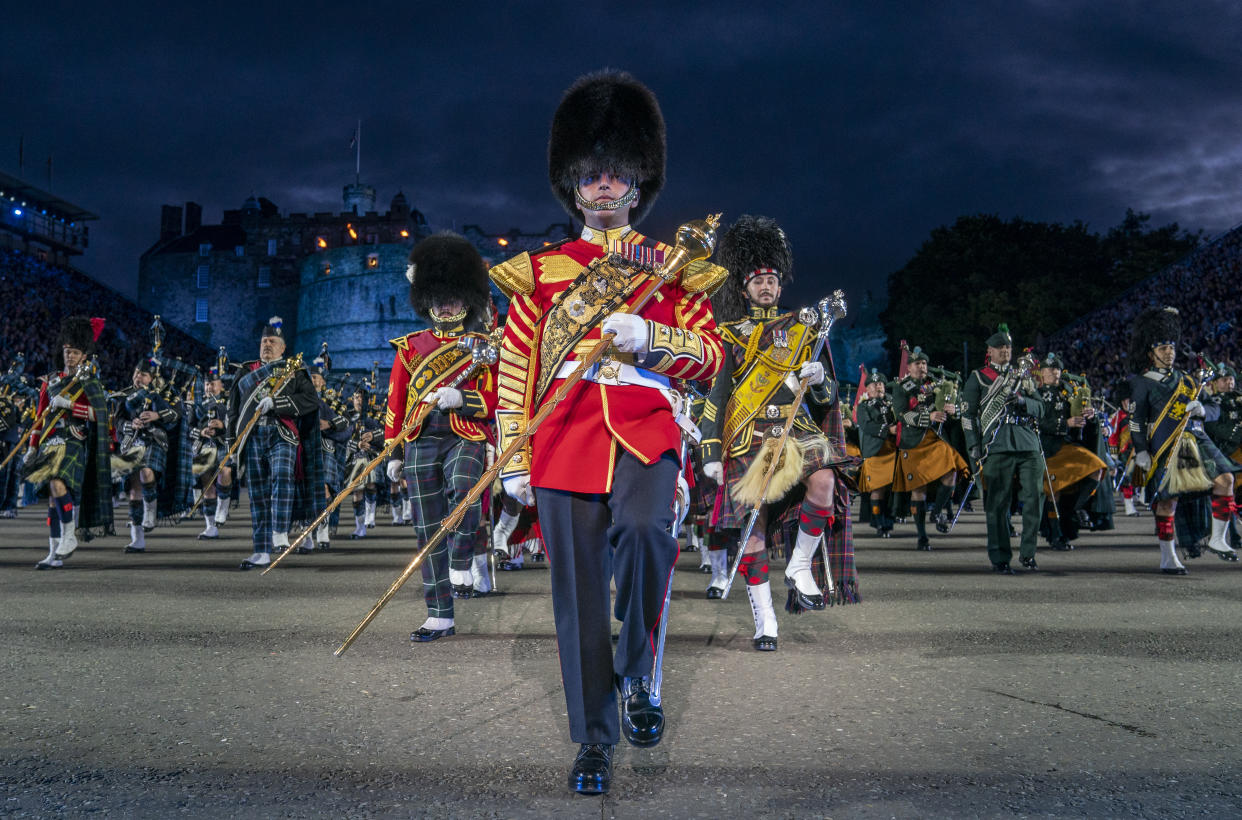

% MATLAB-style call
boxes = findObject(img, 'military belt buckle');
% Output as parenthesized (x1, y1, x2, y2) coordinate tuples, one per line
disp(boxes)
(599, 355, 618, 381)
(764, 404, 781, 420)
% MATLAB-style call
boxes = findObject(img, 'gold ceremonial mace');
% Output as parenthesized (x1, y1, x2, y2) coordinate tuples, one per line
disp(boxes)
(333, 214, 721, 656)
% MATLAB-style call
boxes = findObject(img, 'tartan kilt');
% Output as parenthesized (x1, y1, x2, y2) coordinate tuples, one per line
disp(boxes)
(1146, 430, 1240, 501)
(140, 438, 168, 476)
(321, 440, 345, 489)
(26, 434, 87, 495)
(715, 430, 838, 531)
(686, 440, 712, 517)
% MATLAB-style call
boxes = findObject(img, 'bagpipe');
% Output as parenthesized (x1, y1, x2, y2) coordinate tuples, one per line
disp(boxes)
(7, 356, 101, 483)
(928, 365, 961, 435)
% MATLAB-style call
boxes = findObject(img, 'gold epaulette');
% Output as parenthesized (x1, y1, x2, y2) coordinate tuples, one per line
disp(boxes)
(489, 252, 535, 297)
(681, 259, 729, 295)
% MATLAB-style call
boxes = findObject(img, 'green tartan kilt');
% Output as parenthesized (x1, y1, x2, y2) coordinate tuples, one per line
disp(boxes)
(25, 434, 87, 496)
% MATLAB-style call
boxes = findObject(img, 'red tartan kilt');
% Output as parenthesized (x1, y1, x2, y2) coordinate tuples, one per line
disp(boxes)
(714, 431, 836, 531)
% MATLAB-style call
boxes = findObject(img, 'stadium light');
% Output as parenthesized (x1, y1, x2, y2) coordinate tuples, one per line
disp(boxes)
(13, 208, 22, 217)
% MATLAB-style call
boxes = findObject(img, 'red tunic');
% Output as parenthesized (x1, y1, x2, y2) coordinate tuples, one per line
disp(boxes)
(384, 328, 498, 445)
(492, 228, 724, 493)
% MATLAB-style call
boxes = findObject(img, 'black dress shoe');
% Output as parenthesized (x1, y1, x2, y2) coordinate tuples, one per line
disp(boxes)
(295, 545, 315, 555)
(705, 586, 723, 599)
(532, 552, 546, 562)
(783, 581, 825, 614)
(1075, 509, 1092, 529)
(568, 743, 613, 795)
(316, 542, 331, 551)
(1050, 539, 1073, 551)
(618, 676, 664, 747)
(1161, 567, 1188, 575)
(992, 562, 1014, 575)
(450, 584, 474, 599)
(698, 564, 713, 574)
(753, 635, 778, 651)
(1020, 557, 1039, 571)
(410, 626, 456, 642)
(498, 560, 523, 571)
(934, 511, 951, 533)
(124, 545, 146, 554)
(916, 537, 931, 551)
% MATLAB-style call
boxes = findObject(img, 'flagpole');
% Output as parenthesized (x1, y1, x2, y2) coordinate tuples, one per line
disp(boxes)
(355, 119, 361, 184)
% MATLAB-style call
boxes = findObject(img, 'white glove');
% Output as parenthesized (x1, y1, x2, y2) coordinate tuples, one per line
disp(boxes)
(22, 448, 35, 465)
(422, 387, 463, 410)
(1185, 400, 1205, 419)
(50, 394, 74, 410)
(601, 313, 649, 354)
(257, 397, 275, 415)
(799, 361, 826, 386)
(502, 474, 535, 506)
(386, 459, 404, 483)
(1135, 451, 1152, 472)
(703, 460, 725, 485)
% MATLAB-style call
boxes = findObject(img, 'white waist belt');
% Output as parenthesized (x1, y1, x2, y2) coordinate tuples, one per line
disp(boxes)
(554, 359, 670, 390)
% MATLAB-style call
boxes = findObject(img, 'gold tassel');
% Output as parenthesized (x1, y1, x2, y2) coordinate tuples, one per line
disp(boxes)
(1164, 433, 1212, 495)
(731, 435, 832, 507)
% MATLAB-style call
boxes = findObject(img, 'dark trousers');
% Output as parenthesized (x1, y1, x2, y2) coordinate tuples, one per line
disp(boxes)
(982, 450, 1044, 564)
(535, 450, 679, 745)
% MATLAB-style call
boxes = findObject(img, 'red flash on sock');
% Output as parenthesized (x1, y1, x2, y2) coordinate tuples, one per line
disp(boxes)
(1155, 514, 1175, 541)
(1211, 495, 1236, 521)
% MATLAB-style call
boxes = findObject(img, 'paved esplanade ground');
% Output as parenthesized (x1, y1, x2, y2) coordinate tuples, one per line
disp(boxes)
(2, 499, 1240, 819)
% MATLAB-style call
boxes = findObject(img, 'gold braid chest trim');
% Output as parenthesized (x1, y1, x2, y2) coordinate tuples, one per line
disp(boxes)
(533, 254, 651, 404)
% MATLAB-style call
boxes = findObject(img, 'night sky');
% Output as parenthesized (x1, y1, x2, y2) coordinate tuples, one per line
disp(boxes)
(6, 2, 1242, 312)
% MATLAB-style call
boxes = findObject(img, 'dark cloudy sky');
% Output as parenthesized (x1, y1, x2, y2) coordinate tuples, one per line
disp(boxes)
(6, 1, 1242, 310)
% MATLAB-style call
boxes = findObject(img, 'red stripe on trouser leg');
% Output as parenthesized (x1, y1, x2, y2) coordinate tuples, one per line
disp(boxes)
(1211, 495, 1236, 521)
(1155, 514, 1175, 541)
(798, 501, 831, 538)
(738, 552, 769, 585)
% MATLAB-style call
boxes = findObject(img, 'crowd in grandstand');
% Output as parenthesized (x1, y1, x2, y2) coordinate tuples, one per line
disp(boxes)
(0, 248, 211, 383)
(1051, 225, 1241, 392)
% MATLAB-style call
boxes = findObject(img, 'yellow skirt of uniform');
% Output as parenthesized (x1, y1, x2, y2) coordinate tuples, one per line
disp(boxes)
(892, 431, 968, 492)
(1044, 443, 1108, 495)
(858, 442, 896, 493)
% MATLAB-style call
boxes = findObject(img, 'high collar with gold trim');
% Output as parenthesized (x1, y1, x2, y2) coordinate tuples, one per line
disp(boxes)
(431, 323, 465, 338)
(579, 224, 633, 248)
(747, 305, 781, 320)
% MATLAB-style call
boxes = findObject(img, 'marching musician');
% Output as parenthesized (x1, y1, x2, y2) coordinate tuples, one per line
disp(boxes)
(193, 367, 235, 539)
(226, 317, 325, 570)
(1108, 381, 1140, 517)
(489, 71, 724, 794)
(856, 370, 897, 537)
(1204, 363, 1242, 548)
(1128, 308, 1238, 573)
(1035, 353, 1108, 550)
(699, 214, 856, 651)
(960, 324, 1047, 573)
(345, 388, 383, 539)
(114, 357, 181, 553)
(25, 316, 112, 569)
(383, 232, 499, 639)
(309, 355, 351, 552)
(890, 348, 967, 549)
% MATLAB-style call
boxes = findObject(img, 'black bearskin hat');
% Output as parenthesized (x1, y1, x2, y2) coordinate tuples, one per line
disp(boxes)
(58, 315, 100, 355)
(712, 215, 792, 323)
(407, 232, 490, 327)
(133, 357, 154, 374)
(1128, 306, 1180, 369)
(548, 70, 665, 225)
(1111, 379, 1132, 403)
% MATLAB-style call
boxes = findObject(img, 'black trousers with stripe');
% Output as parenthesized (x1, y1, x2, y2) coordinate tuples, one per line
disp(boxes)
(535, 450, 679, 745)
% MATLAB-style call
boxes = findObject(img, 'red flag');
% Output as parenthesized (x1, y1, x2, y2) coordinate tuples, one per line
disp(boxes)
(897, 339, 910, 378)
(852, 363, 868, 423)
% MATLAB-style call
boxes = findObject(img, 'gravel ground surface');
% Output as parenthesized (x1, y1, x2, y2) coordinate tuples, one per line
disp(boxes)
(2, 497, 1240, 818)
